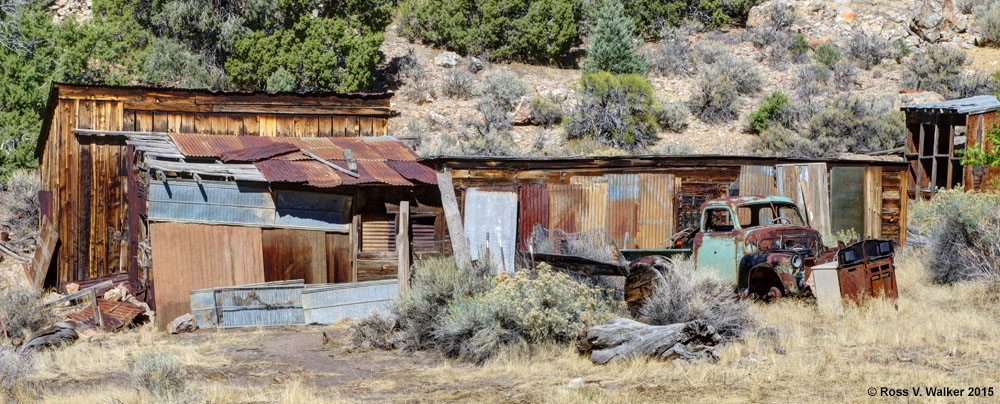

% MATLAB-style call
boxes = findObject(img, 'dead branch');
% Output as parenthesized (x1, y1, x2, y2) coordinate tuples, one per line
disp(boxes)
(578, 318, 720, 364)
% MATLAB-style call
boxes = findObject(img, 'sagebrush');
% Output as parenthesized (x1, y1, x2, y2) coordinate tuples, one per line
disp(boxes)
(638, 258, 752, 342)
(131, 350, 188, 399)
(565, 72, 661, 151)
(0, 170, 40, 255)
(0, 345, 32, 404)
(440, 69, 475, 99)
(909, 189, 1000, 284)
(528, 96, 563, 127)
(435, 264, 625, 363)
(0, 282, 49, 339)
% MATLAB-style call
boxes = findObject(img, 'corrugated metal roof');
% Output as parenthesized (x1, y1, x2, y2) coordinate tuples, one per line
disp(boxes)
(158, 134, 431, 188)
(900, 95, 1000, 114)
(220, 142, 299, 162)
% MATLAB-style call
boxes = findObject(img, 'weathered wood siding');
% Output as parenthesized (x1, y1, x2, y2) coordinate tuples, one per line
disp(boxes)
(149, 222, 265, 330)
(37, 84, 392, 287)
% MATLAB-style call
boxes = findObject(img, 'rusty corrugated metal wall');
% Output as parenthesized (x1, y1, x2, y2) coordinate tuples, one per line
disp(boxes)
(518, 184, 549, 251)
(149, 222, 265, 330)
(547, 184, 584, 233)
(571, 176, 608, 234)
(606, 174, 639, 249)
(637, 173, 676, 249)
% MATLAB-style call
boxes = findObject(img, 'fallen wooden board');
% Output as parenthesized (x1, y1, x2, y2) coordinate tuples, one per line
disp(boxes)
(42, 280, 113, 308)
(437, 171, 473, 271)
(26, 217, 58, 290)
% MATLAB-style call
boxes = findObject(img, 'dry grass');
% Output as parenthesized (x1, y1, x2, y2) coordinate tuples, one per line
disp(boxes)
(13, 248, 1000, 403)
(353, 248, 1000, 403)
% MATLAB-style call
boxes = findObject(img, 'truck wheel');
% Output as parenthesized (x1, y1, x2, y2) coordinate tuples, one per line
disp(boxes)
(747, 266, 784, 301)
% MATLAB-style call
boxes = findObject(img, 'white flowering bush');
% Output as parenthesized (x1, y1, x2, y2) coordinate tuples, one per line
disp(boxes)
(434, 264, 625, 363)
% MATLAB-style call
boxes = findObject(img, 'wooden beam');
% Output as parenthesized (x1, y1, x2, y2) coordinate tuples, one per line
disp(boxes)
(349, 214, 359, 283)
(90, 288, 105, 331)
(397, 201, 411, 294)
(43, 280, 113, 308)
(26, 217, 58, 290)
(300, 149, 359, 178)
(436, 171, 473, 271)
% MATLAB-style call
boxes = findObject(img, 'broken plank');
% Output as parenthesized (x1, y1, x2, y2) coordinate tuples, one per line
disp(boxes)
(437, 171, 473, 271)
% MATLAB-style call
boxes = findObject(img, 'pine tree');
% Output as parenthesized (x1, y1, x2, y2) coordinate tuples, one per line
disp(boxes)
(582, 0, 649, 75)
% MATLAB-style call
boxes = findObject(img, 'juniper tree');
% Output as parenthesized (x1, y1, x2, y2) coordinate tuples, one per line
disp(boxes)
(582, 0, 649, 75)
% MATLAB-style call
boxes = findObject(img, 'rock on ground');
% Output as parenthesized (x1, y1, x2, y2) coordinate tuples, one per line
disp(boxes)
(168, 313, 199, 334)
(434, 51, 462, 68)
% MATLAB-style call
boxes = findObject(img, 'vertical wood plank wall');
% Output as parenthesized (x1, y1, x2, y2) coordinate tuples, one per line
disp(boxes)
(40, 88, 391, 287)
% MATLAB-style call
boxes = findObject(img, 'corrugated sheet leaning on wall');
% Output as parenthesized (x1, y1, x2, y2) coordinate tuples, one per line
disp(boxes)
(302, 280, 397, 325)
(637, 173, 676, 249)
(606, 174, 639, 249)
(463, 188, 518, 273)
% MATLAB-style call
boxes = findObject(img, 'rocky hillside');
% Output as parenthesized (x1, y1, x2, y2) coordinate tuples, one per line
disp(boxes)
(382, 0, 1000, 156)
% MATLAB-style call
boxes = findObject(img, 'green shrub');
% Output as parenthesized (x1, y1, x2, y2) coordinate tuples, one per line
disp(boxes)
(894, 39, 911, 63)
(140, 37, 217, 88)
(638, 257, 752, 342)
(435, 264, 625, 363)
(582, 0, 650, 75)
(441, 69, 476, 99)
(749, 125, 821, 158)
(623, 0, 763, 38)
(656, 101, 690, 132)
(789, 34, 810, 58)
(812, 43, 841, 66)
(265, 67, 296, 92)
(747, 91, 792, 134)
(805, 95, 903, 155)
(528, 96, 564, 127)
(565, 72, 661, 151)
(395, 0, 582, 63)
(131, 350, 188, 399)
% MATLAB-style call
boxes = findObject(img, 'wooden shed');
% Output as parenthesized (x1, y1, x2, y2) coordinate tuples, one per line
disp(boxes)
(900, 95, 1000, 196)
(34, 84, 451, 327)
(422, 155, 909, 257)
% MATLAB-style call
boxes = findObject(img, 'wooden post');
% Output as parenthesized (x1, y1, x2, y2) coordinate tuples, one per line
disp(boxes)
(397, 201, 411, 294)
(90, 288, 105, 331)
(436, 171, 473, 271)
(349, 214, 359, 283)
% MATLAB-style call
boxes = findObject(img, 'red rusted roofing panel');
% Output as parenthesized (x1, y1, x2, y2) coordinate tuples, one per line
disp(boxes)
(518, 184, 549, 251)
(220, 142, 299, 162)
(386, 161, 437, 184)
(346, 161, 412, 186)
(171, 134, 245, 157)
(298, 161, 344, 188)
(328, 137, 382, 160)
(253, 160, 310, 184)
(66, 299, 146, 331)
(356, 138, 420, 161)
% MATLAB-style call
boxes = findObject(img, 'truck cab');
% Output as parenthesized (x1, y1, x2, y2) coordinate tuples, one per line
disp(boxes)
(691, 196, 834, 298)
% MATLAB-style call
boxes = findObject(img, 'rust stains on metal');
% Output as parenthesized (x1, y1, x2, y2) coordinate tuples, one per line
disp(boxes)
(386, 161, 438, 184)
(547, 184, 583, 233)
(220, 142, 299, 162)
(518, 184, 549, 251)
(171, 133, 245, 157)
(66, 298, 146, 331)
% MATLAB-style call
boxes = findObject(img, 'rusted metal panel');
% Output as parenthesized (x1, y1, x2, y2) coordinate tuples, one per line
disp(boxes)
(170, 133, 244, 157)
(570, 176, 608, 233)
(149, 222, 265, 330)
(464, 188, 518, 273)
(776, 163, 830, 236)
(350, 160, 412, 186)
(518, 184, 549, 251)
(547, 184, 583, 233)
(738, 166, 775, 196)
(386, 161, 438, 184)
(637, 173, 675, 249)
(606, 174, 639, 249)
(66, 298, 146, 331)
(836, 239, 897, 303)
(219, 142, 298, 162)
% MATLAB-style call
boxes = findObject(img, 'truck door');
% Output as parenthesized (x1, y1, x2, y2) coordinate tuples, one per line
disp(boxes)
(694, 207, 740, 283)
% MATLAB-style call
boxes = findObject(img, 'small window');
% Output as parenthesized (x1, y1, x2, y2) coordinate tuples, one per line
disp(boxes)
(775, 205, 806, 226)
(704, 208, 735, 232)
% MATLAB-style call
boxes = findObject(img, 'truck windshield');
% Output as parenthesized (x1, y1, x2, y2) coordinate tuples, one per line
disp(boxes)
(735, 203, 806, 228)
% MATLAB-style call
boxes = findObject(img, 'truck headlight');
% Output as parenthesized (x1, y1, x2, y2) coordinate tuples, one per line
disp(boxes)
(790, 255, 803, 269)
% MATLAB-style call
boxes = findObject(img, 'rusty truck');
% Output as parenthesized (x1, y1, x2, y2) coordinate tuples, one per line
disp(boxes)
(527, 195, 896, 313)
